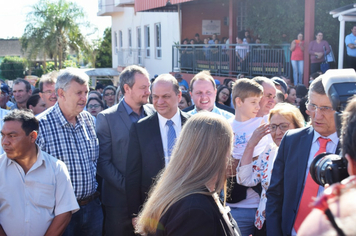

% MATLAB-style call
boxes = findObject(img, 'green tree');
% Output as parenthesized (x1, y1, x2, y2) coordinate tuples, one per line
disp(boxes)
(95, 28, 112, 68)
(21, 0, 90, 70)
(0, 56, 27, 80)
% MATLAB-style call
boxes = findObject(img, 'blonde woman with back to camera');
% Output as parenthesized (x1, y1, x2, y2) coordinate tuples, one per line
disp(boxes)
(135, 112, 241, 236)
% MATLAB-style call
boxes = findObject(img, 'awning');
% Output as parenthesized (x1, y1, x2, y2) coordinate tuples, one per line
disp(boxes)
(135, 0, 194, 12)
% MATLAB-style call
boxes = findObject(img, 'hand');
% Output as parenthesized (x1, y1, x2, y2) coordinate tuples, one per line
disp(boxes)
(248, 123, 270, 147)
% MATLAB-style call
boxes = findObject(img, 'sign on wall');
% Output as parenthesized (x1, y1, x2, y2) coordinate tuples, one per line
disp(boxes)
(202, 20, 221, 35)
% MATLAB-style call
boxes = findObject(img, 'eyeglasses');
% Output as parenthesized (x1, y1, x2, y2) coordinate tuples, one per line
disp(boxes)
(306, 102, 334, 113)
(104, 92, 115, 97)
(88, 104, 102, 109)
(42, 90, 56, 95)
(270, 123, 290, 132)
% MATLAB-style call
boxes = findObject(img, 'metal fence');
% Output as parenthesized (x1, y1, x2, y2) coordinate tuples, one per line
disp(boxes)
(117, 49, 145, 67)
(172, 44, 291, 78)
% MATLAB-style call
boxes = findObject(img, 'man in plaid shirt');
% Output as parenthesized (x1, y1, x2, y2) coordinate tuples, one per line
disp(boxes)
(36, 69, 103, 235)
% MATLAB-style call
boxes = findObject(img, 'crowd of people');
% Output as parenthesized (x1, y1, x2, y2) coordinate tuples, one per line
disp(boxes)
(0, 59, 355, 236)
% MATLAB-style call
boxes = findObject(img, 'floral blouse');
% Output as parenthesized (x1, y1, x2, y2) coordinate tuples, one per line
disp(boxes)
(236, 142, 278, 229)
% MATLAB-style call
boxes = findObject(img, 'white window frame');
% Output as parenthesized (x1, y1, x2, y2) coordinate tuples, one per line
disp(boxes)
(144, 25, 150, 58)
(155, 23, 162, 59)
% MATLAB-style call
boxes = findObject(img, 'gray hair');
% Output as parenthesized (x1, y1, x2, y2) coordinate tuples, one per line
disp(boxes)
(119, 65, 149, 95)
(152, 74, 180, 95)
(39, 71, 58, 92)
(308, 75, 325, 100)
(55, 69, 89, 95)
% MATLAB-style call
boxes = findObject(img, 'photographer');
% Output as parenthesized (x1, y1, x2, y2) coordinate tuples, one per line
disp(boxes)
(298, 96, 356, 236)
(266, 75, 339, 236)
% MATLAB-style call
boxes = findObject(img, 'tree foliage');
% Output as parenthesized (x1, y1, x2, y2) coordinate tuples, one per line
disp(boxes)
(0, 56, 27, 80)
(21, 0, 91, 70)
(95, 28, 112, 68)
(245, 0, 356, 62)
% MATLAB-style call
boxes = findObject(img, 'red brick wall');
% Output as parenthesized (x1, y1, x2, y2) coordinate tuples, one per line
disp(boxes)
(181, 2, 229, 42)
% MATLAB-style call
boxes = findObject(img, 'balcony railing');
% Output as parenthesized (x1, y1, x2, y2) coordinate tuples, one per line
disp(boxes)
(172, 44, 291, 78)
(118, 48, 145, 67)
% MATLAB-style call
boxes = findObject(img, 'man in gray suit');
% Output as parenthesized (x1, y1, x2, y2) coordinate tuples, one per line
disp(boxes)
(96, 65, 155, 236)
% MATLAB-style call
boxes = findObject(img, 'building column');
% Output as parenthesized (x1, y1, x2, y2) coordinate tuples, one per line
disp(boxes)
(229, 0, 237, 77)
(303, 0, 315, 86)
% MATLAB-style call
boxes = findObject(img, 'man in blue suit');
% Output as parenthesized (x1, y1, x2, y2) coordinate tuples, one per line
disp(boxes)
(266, 75, 339, 236)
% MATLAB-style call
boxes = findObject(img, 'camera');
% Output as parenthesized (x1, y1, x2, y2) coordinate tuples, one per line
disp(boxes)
(310, 69, 356, 185)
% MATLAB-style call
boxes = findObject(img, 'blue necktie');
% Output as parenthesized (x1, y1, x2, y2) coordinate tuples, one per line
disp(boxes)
(166, 120, 176, 158)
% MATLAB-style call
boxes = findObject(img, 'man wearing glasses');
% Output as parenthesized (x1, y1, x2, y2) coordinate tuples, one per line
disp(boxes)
(39, 71, 58, 109)
(266, 75, 338, 236)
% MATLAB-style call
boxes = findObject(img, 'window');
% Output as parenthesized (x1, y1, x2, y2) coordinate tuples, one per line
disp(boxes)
(237, 1, 247, 32)
(128, 29, 132, 48)
(155, 23, 161, 59)
(119, 30, 123, 48)
(114, 31, 118, 54)
(137, 27, 142, 65)
(144, 25, 150, 58)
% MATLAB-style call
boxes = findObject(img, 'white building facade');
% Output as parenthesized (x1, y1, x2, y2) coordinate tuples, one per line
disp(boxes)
(98, 0, 180, 77)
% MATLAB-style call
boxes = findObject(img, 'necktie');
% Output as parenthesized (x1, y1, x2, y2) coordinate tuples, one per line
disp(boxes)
(294, 137, 331, 231)
(166, 120, 176, 159)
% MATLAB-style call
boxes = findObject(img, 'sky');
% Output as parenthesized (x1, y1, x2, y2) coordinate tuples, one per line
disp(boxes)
(0, 0, 112, 40)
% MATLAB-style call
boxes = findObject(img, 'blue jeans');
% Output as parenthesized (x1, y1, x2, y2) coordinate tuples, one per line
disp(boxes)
(63, 198, 104, 236)
(291, 60, 304, 86)
(230, 207, 257, 236)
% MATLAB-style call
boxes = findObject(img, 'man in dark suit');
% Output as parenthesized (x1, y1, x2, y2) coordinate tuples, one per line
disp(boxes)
(266, 75, 339, 236)
(125, 74, 190, 227)
(96, 65, 155, 236)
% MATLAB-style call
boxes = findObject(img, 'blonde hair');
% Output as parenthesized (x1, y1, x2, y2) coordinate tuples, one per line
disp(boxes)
(269, 103, 305, 128)
(231, 78, 263, 108)
(189, 70, 216, 92)
(136, 112, 233, 234)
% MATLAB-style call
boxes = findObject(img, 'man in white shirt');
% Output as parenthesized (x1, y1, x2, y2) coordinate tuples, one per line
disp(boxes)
(266, 76, 338, 236)
(125, 74, 190, 227)
(0, 110, 79, 236)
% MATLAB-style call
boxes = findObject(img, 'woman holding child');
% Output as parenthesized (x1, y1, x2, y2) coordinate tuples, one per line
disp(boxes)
(236, 103, 305, 236)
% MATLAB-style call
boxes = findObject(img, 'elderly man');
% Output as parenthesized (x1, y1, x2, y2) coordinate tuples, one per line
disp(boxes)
(252, 76, 277, 120)
(298, 96, 356, 236)
(96, 65, 155, 236)
(185, 70, 234, 118)
(11, 79, 32, 110)
(36, 69, 103, 235)
(125, 74, 190, 227)
(39, 71, 57, 109)
(266, 75, 339, 236)
(0, 110, 79, 236)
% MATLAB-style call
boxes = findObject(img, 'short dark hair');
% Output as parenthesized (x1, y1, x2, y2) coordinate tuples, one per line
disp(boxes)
(14, 79, 31, 92)
(26, 94, 41, 109)
(3, 109, 39, 135)
(341, 96, 356, 161)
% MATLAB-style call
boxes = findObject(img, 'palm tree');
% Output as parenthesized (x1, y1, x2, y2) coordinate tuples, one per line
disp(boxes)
(21, 0, 90, 70)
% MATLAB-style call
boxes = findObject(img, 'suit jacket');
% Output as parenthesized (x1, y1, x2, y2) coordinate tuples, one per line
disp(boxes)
(96, 101, 155, 207)
(125, 111, 190, 217)
(266, 126, 315, 236)
(156, 193, 240, 236)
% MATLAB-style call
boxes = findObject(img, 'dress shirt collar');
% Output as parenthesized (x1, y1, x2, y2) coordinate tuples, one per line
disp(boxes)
(312, 130, 339, 146)
(157, 109, 181, 129)
(54, 102, 85, 127)
(122, 98, 145, 116)
(6, 145, 46, 170)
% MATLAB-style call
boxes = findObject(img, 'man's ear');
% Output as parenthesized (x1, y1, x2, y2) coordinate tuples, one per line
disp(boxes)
(29, 131, 38, 143)
(57, 88, 65, 99)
